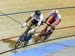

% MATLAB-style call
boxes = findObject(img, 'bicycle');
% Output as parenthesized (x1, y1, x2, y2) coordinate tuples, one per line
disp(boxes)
(14, 26, 35, 49)
(14, 20, 44, 49)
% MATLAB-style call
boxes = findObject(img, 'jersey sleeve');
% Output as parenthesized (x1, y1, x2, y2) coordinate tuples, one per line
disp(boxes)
(54, 14, 61, 25)
(37, 14, 44, 26)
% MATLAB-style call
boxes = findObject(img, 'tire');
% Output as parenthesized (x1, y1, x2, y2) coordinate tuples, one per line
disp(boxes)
(14, 38, 22, 49)
(14, 32, 27, 49)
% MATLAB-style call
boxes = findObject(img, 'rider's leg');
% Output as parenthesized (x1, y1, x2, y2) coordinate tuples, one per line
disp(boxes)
(43, 24, 48, 31)
(25, 19, 38, 44)
(33, 24, 48, 43)
(23, 22, 33, 46)
(25, 21, 33, 35)
(33, 34, 40, 44)
(27, 30, 35, 43)
(25, 25, 31, 35)
(44, 25, 55, 40)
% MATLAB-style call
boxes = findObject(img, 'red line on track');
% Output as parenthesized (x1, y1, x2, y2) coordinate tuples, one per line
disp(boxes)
(0, 25, 75, 41)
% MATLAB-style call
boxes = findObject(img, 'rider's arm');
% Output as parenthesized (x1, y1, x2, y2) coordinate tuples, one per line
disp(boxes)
(26, 13, 34, 23)
(26, 16, 32, 23)
(22, 13, 34, 27)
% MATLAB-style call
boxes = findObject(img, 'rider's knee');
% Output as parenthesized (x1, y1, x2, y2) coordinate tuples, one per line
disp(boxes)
(51, 25, 55, 30)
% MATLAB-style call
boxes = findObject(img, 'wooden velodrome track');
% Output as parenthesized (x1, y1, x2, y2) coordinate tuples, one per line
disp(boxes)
(0, 0, 75, 56)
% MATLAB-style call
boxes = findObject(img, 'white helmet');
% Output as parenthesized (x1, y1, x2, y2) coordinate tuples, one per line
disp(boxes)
(52, 9, 59, 13)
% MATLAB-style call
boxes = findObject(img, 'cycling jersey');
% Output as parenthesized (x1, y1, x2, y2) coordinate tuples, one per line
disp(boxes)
(30, 13, 44, 26)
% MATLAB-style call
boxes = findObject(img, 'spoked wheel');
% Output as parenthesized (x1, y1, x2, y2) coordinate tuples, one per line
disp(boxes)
(11, 38, 22, 54)
(14, 32, 27, 49)
(14, 37, 23, 49)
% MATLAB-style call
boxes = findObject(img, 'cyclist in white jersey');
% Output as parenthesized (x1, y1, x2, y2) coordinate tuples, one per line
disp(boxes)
(22, 10, 44, 35)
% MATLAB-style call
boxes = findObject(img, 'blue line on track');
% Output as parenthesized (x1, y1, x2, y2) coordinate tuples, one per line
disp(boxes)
(12, 39, 75, 56)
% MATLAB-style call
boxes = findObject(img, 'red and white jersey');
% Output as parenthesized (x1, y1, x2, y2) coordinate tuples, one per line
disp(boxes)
(31, 13, 44, 26)
(47, 13, 61, 26)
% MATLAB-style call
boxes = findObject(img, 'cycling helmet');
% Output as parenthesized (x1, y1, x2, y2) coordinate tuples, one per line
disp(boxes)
(52, 9, 59, 13)
(35, 10, 41, 16)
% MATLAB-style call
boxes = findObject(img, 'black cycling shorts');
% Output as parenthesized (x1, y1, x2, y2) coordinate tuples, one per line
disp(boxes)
(31, 19, 38, 26)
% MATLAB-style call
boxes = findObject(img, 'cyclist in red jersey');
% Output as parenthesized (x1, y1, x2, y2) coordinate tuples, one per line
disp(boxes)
(33, 9, 61, 43)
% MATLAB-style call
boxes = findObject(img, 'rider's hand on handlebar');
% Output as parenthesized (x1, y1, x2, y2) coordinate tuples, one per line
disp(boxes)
(21, 23, 27, 28)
